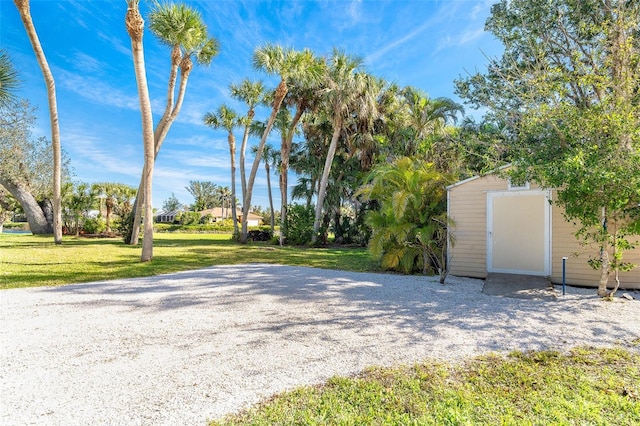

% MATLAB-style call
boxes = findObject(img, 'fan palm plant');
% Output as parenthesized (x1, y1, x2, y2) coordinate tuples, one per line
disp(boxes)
(0, 51, 19, 108)
(128, 1, 219, 245)
(312, 49, 378, 244)
(239, 44, 323, 242)
(204, 105, 240, 234)
(230, 79, 267, 204)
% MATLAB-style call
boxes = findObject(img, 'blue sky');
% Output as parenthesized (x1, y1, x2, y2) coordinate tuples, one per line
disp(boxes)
(2, 0, 501, 210)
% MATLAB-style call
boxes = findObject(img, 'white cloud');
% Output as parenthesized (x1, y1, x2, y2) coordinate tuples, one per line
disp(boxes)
(436, 26, 486, 52)
(54, 68, 167, 113)
(72, 51, 106, 74)
(366, 20, 434, 65)
(96, 31, 132, 57)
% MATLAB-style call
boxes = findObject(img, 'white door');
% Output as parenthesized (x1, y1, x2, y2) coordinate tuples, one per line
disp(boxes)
(487, 190, 551, 276)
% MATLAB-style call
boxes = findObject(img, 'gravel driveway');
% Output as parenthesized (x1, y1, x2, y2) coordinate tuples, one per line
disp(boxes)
(1, 264, 639, 425)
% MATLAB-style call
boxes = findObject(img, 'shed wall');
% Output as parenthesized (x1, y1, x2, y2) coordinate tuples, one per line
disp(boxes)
(448, 175, 507, 278)
(549, 192, 640, 289)
(448, 175, 640, 289)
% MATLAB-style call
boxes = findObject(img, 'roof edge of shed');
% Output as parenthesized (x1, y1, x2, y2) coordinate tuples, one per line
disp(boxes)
(446, 163, 511, 190)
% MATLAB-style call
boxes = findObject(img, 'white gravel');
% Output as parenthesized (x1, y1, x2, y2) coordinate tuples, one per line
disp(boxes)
(1, 263, 639, 425)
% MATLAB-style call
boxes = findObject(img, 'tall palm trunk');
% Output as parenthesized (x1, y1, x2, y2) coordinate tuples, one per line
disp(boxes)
(126, 1, 155, 262)
(129, 60, 193, 245)
(228, 132, 239, 235)
(239, 110, 254, 206)
(241, 80, 287, 243)
(312, 117, 342, 244)
(265, 161, 275, 233)
(14, 0, 62, 244)
(279, 105, 305, 245)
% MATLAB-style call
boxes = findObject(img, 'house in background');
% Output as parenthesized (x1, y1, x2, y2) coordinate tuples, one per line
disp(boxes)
(154, 210, 181, 224)
(446, 173, 640, 290)
(199, 208, 263, 227)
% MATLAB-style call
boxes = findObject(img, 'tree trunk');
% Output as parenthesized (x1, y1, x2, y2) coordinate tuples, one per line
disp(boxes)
(0, 178, 52, 234)
(126, 1, 155, 262)
(241, 80, 287, 243)
(14, 0, 62, 244)
(239, 109, 254, 207)
(265, 163, 275, 233)
(105, 201, 113, 233)
(598, 247, 610, 297)
(312, 117, 342, 244)
(279, 104, 304, 245)
(128, 59, 193, 245)
(228, 132, 239, 235)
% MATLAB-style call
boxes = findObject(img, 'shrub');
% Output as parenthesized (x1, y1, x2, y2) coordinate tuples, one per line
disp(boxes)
(154, 223, 236, 233)
(83, 217, 106, 234)
(283, 204, 315, 245)
(247, 229, 272, 241)
(175, 211, 201, 225)
(200, 214, 214, 224)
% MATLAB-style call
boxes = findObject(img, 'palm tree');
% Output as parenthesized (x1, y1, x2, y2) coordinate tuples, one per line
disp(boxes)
(312, 49, 378, 244)
(291, 176, 315, 210)
(128, 2, 219, 245)
(92, 182, 137, 233)
(0, 50, 19, 108)
(239, 44, 323, 243)
(215, 186, 232, 219)
(230, 79, 266, 204)
(399, 87, 463, 161)
(252, 143, 279, 233)
(63, 183, 98, 236)
(13, 0, 62, 244)
(204, 105, 240, 234)
(277, 65, 323, 245)
(357, 157, 453, 282)
(125, 0, 155, 262)
(149, 2, 219, 151)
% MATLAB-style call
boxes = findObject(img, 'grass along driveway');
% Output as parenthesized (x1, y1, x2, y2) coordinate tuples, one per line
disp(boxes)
(0, 233, 377, 289)
(211, 347, 640, 425)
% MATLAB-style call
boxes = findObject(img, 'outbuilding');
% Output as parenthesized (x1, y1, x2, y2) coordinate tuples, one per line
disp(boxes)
(446, 172, 640, 290)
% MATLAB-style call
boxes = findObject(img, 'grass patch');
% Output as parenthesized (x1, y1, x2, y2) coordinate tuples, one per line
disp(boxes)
(0, 233, 377, 289)
(211, 347, 640, 425)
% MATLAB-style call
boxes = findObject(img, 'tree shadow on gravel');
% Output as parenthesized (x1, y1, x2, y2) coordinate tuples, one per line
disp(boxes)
(43, 264, 640, 356)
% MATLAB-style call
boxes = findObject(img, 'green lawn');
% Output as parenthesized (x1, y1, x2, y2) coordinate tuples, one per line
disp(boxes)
(211, 347, 640, 425)
(0, 233, 377, 289)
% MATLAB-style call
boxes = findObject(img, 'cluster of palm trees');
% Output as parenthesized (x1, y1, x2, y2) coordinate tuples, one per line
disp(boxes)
(63, 182, 136, 236)
(5, 0, 471, 270)
(204, 46, 467, 248)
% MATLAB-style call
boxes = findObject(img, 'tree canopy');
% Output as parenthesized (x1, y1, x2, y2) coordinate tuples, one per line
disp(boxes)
(456, 0, 640, 296)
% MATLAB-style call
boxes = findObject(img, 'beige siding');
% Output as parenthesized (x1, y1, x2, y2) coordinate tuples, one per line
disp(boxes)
(448, 175, 507, 278)
(550, 192, 640, 289)
(448, 175, 640, 290)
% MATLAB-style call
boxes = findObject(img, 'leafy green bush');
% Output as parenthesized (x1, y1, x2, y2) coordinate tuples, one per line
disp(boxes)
(154, 223, 236, 233)
(83, 217, 106, 234)
(247, 229, 272, 241)
(175, 211, 201, 225)
(283, 204, 315, 245)
(2, 222, 29, 230)
(333, 206, 371, 246)
(358, 157, 453, 282)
